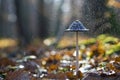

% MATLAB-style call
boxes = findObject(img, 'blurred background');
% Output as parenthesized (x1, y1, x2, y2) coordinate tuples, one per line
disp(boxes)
(1, 1, 120, 79)
(0, 0, 120, 48)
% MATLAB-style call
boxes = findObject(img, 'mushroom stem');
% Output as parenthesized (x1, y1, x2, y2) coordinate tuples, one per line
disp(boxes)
(76, 31, 79, 73)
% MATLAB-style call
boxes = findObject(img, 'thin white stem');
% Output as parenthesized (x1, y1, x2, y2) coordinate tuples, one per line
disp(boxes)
(76, 32, 79, 73)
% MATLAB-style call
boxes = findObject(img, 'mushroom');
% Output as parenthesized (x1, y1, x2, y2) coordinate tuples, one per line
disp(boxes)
(66, 20, 89, 73)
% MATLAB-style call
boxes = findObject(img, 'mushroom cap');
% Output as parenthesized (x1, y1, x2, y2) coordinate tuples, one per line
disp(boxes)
(66, 20, 89, 32)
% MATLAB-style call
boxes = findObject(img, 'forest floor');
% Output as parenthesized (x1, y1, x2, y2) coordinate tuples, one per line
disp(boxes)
(0, 34, 120, 80)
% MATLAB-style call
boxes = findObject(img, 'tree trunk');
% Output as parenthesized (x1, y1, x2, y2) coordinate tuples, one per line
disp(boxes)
(0, 0, 17, 38)
(15, 0, 33, 45)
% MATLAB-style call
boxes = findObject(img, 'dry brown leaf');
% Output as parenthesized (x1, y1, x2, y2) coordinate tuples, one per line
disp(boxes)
(65, 71, 74, 79)
(76, 70, 83, 79)
(5, 69, 30, 80)
(46, 72, 67, 79)
(48, 64, 58, 72)
(0, 58, 16, 66)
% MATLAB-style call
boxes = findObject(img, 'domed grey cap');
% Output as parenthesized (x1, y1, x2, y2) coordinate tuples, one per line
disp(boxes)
(66, 20, 89, 32)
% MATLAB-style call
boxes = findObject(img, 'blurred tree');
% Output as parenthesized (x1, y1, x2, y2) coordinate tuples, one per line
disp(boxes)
(107, 0, 120, 36)
(82, 0, 120, 36)
(0, 0, 120, 46)
(28, 0, 39, 39)
(15, 0, 31, 45)
(0, 0, 2, 37)
(38, 0, 49, 39)
(52, 0, 64, 43)
(0, 0, 17, 38)
(48, 0, 64, 37)
(82, 0, 108, 35)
